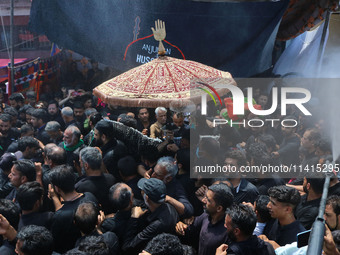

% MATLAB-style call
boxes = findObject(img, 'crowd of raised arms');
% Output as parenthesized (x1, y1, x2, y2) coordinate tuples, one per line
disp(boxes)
(0, 60, 339, 255)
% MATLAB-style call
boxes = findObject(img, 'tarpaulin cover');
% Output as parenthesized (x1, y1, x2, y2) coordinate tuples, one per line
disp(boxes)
(0, 59, 27, 83)
(29, 0, 289, 78)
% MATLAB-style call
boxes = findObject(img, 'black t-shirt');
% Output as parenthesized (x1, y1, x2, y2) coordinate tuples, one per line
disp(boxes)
(0, 240, 16, 255)
(18, 211, 54, 231)
(253, 177, 285, 196)
(295, 194, 320, 230)
(50, 192, 98, 254)
(233, 179, 259, 204)
(267, 219, 305, 246)
(75, 173, 116, 214)
(329, 182, 340, 197)
(126, 176, 142, 201)
(227, 235, 275, 255)
(101, 210, 132, 242)
(0, 128, 20, 152)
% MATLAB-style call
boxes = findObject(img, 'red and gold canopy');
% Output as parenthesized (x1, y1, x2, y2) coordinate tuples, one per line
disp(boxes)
(93, 55, 236, 108)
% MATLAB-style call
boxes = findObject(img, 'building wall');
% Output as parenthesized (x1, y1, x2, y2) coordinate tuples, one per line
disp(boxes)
(0, 0, 50, 61)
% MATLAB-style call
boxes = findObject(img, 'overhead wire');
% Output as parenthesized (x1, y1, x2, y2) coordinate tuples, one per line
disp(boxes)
(0, 13, 11, 59)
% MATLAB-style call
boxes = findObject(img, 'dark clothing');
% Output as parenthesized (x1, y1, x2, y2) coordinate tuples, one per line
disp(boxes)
(295, 194, 320, 230)
(253, 177, 285, 196)
(101, 139, 128, 179)
(5, 188, 18, 207)
(0, 169, 14, 198)
(75, 230, 119, 255)
(233, 179, 259, 204)
(36, 124, 51, 145)
(49, 113, 65, 131)
(101, 210, 131, 242)
(186, 212, 229, 255)
(122, 203, 179, 255)
(174, 124, 189, 137)
(75, 173, 116, 214)
(278, 135, 300, 166)
(125, 176, 142, 201)
(227, 235, 275, 255)
(166, 178, 194, 218)
(59, 140, 86, 170)
(64, 119, 82, 130)
(18, 211, 54, 231)
(177, 173, 203, 216)
(0, 240, 16, 255)
(0, 128, 20, 152)
(136, 120, 152, 135)
(41, 164, 56, 212)
(266, 219, 305, 246)
(6, 141, 18, 153)
(329, 182, 340, 197)
(50, 192, 98, 254)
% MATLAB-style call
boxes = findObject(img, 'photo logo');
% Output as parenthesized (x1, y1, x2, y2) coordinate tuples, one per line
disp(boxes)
(200, 85, 311, 117)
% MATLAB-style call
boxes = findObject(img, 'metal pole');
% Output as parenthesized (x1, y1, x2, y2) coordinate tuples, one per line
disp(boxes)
(306, 161, 333, 255)
(10, 0, 14, 94)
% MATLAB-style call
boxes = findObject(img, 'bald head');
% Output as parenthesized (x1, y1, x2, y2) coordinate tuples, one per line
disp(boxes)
(109, 183, 133, 211)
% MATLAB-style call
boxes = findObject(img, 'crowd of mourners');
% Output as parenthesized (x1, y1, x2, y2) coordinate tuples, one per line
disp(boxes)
(0, 59, 339, 255)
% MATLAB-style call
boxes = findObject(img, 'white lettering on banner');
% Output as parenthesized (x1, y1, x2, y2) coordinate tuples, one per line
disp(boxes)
(141, 44, 172, 55)
(136, 54, 155, 64)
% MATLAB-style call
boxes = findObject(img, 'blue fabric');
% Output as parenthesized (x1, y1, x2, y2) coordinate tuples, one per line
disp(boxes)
(29, 0, 289, 78)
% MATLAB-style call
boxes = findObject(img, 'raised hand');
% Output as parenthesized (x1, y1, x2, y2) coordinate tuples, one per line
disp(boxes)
(151, 19, 166, 54)
(151, 19, 166, 42)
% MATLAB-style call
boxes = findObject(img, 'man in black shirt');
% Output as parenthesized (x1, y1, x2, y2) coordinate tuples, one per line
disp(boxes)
(31, 108, 51, 145)
(6, 160, 36, 204)
(76, 147, 116, 214)
(0, 114, 19, 153)
(16, 181, 53, 230)
(271, 116, 300, 166)
(17, 136, 40, 160)
(94, 120, 127, 178)
(47, 100, 65, 129)
(48, 164, 98, 254)
(176, 183, 234, 255)
(262, 185, 305, 246)
(8, 93, 24, 111)
(223, 150, 259, 204)
(216, 204, 275, 255)
(74, 202, 119, 254)
(295, 175, 324, 229)
(151, 156, 194, 218)
(118, 155, 142, 201)
(101, 183, 134, 242)
(122, 178, 179, 255)
(45, 121, 64, 145)
(73, 101, 86, 134)
(136, 107, 152, 136)
(0, 153, 16, 198)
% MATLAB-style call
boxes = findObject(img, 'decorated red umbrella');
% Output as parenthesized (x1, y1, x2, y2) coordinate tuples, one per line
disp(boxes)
(93, 20, 236, 109)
